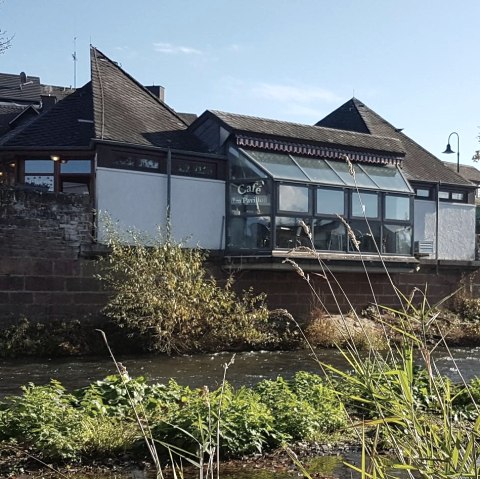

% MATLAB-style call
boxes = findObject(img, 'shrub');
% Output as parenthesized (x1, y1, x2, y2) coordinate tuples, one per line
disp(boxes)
(97, 227, 270, 354)
(255, 373, 346, 442)
(0, 381, 85, 460)
(153, 383, 275, 457)
(453, 296, 480, 322)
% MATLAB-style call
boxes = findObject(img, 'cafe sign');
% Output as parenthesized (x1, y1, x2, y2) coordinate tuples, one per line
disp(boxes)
(231, 181, 271, 206)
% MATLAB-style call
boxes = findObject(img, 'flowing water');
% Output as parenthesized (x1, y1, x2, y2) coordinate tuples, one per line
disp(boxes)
(1, 346, 480, 398)
(5, 346, 480, 479)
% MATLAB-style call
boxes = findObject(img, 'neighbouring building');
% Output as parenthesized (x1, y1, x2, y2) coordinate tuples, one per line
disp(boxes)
(0, 46, 478, 321)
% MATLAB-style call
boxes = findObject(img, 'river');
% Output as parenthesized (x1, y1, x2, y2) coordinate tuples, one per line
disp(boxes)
(1, 346, 479, 397)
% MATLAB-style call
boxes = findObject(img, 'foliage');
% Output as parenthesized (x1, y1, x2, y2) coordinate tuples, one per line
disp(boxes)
(76, 374, 192, 419)
(81, 415, 139, 456)
(0, 381, 84, 460)
(255, 372, 346, 442)
(97, 226, 270, 354)
(154, 383, 275, 457)
(452, 295, 480, 322)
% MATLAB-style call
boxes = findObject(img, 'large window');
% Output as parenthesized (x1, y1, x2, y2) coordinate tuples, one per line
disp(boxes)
(278, 184, 310, 213)
(316, 187, 344, 215)
(227, 148, 414, 256)
(23, 158, 92, 194)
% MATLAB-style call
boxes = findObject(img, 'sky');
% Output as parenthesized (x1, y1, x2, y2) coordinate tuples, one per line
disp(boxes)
(2, 0, 479, 168)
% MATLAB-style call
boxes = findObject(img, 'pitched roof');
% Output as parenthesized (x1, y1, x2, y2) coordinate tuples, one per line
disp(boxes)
(90, 47, 207, 151)
(0, 72, 41, 104)
(443, 161, 480, 183)
(207, 110, 405, 156)
(316, 98, 472, 186)
(0, 82, 94, 148)
(0, 103, 29, 136)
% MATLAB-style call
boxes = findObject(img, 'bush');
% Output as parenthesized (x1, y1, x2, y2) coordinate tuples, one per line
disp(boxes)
(0, 381, 85, 460)
(453, 296, 480, 322)
(97, 227, 270, 354)
(153, 383, 275, 457)
(255, 373, 347, 442)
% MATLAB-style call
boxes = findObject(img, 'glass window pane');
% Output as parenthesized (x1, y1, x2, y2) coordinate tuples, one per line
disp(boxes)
(25, 160, 54, 173)
(24, 175, 54, 191)
(61, 181, 89, 194)
(229, 148, 266, 179)
(328, 160, 377, 188)
(138, 157, 159, 169)
(60, 160, 92, 173)
(383, 224, 412, 255)
(230, 180, 271, 215)
(348, 220, 381, 253)
(228, 216, 271, 250)
(316, 188, 344, 215)
(278, 184, 310, 212)
(247, 150, 309, 180)
(275, 217, 310, 249)
(385, 195, 410, 221)
(360, 164, 412, 192)
(293, 157, 345, 185)
(452, 192, 465, 201)
(439, 191, 450, 199)
(313, 219, 346, 251)
(415, 188, 430, 198)
(351, 191, 378, 218)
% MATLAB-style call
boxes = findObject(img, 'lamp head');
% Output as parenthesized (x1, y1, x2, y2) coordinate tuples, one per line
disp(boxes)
(443, 143, 455, 154)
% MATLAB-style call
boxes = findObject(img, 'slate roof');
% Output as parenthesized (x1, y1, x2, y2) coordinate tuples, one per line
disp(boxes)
(316, 98, 472, 186)
(443, 161, 480, 183)
(207, 110, 405, 156)
(90, 47, 208, 151)
(0, 82, 95, 148)
(0, 103, 29, 136)
(0, 48, 209, 153)
(0, 72, 41, 104)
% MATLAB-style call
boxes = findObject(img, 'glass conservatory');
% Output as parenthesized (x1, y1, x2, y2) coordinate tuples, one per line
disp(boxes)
(226, 147, 414, 257)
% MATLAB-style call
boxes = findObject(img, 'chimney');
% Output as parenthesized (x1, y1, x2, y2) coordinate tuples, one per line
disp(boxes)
(40, 95, 57, 111)
(145, 85, 165, 102)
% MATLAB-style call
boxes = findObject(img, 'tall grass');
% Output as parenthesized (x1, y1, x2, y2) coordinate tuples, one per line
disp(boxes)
(285, 156, 480, 479)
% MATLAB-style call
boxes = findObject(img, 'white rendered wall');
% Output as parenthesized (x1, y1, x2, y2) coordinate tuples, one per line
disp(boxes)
(96, 168, 225, 249)
(414, 199, 475, 260)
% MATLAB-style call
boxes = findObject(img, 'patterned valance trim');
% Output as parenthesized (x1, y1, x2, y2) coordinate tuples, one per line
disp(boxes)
(236, 135, 403, 166)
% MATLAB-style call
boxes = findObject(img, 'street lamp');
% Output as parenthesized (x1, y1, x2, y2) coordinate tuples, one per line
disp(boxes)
(442, 132, 460, 173)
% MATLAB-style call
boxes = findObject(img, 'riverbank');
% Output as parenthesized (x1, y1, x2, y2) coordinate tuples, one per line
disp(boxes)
(2, 440, 362, 478)
(0, 358, 479, 478)
(2, 301, 480, 360)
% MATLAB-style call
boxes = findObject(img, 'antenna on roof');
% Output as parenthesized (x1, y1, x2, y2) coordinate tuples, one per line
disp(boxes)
(72, 37, 77, 89)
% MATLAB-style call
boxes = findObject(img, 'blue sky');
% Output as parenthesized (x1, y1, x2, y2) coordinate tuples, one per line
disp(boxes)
(2, 0, 479, 168)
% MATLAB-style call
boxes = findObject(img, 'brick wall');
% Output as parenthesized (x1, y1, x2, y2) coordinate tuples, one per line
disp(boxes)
(0, 187, 108, 323)
(0, 185, 478, 324)
(229, 266, 475, 320)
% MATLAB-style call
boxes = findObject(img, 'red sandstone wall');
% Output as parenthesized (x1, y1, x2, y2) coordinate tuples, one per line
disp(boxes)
(0, 186, 477, 323)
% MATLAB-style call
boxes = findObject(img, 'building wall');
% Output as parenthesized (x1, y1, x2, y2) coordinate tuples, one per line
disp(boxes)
(0, 185, 479, 326)
(0, 186, 107, 323)
(414, 199, 475, 260)
(96, 167, 225, 249)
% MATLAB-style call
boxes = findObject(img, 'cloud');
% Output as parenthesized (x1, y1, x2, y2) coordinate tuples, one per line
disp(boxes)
(153, 42, 202, 55)
(251, 82, 341, 104)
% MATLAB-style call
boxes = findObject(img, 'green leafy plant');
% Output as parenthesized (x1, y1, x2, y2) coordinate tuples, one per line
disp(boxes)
(0, 381, 84, 460)
(96, 224, 270, 354)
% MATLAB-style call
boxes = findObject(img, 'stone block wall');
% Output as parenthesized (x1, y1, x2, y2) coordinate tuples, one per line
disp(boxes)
(0, 185, 478, 324)
(0, 187, 109, 323)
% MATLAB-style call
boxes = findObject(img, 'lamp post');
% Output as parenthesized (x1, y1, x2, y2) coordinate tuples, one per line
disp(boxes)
(442, 132, 460, 173)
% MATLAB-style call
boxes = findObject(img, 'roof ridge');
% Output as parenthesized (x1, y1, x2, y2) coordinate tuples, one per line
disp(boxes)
(348, 98, 471, 185)
(90, 46, 188, 129)
(209, 109, 402, 142)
